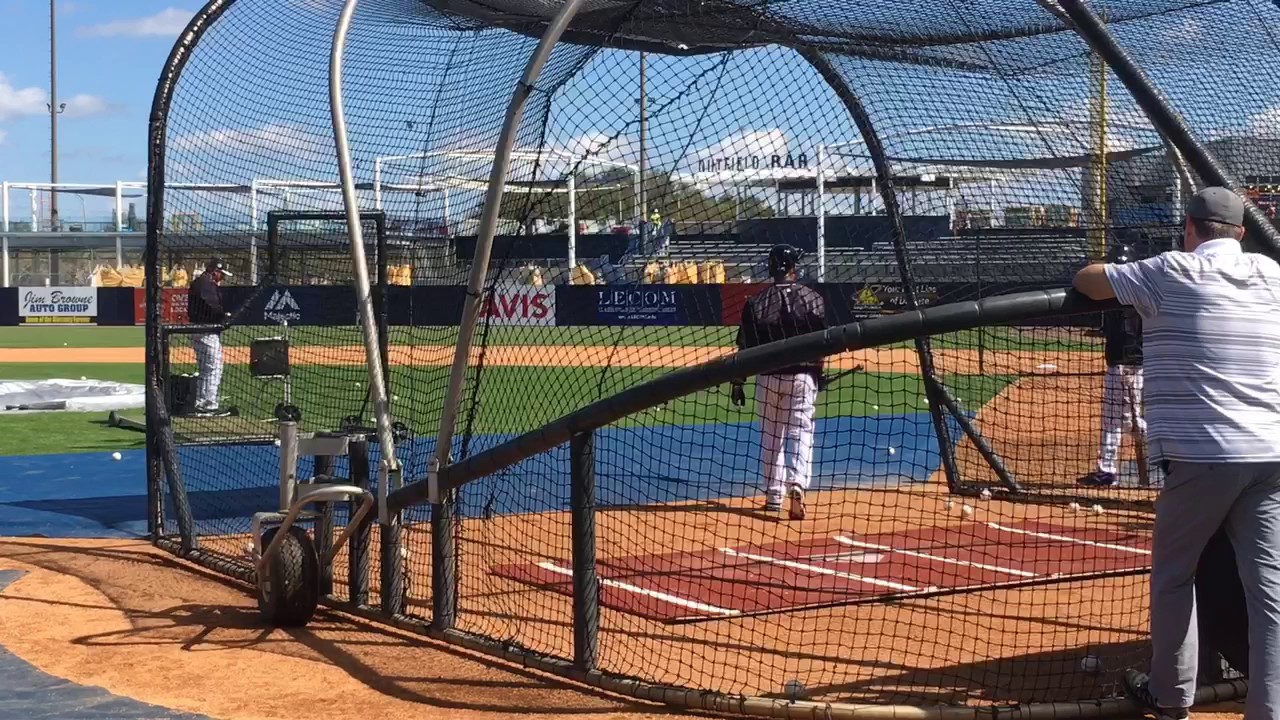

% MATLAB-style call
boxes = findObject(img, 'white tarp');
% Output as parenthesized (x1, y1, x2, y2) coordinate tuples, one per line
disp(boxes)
(0, 378, 145, 412)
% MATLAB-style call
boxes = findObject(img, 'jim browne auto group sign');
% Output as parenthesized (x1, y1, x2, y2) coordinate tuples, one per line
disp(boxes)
(19, 287, 98, 324)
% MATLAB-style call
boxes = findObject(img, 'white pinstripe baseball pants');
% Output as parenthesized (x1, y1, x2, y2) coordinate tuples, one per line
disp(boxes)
(193, 333, 224, 410)
(757, 373, 817, 503)
(1096, 364, 1145, 474)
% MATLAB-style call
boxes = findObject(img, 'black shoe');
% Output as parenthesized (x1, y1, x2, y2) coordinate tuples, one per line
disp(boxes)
(1078, 470, 1118, 487)
(1124, 669, 1189, 720)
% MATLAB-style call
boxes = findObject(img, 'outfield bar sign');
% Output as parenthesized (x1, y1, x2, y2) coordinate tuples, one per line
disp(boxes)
(18, 287, 98, 324)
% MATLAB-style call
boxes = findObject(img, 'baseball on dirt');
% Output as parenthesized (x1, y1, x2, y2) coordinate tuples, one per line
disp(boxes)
(980, 488, 993, 500)
(1068, 502, 1081, 512)
(943, 500, 954, 511)
(961, 504, 974, 517)
(111, 451, 122, 461)
(1079, 655, 1102, 673)
(784, 679, 806, 699)
(1091, 504, 1105, 514)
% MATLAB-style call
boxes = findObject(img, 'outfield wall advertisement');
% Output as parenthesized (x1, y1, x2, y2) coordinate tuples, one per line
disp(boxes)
(479, 284, 556, 326)
(17, 287, 98, 324)
(3, 282, 1080, 328)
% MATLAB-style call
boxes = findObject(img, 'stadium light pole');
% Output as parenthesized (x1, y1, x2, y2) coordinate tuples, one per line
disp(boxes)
(48, 0, 65, 230)
(638, 51, 647, 226)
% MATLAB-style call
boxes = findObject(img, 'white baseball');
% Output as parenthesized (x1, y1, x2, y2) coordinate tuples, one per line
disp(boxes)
(887, 447, 896, 456)
(273, 439, 281, 447)
(872, 404, 879, 410)
(961, 505, 974, 517)
(943, 500, 954, 511)
(783, 679, 805, 699)
(980, 488, 992, 500)
(111, 451, 122, 461)
(80, 376, 87, 381)
(1091, 504, 1104, 514)
(1079, 655, 1102, 673)
(1068, 502, 1081, 512)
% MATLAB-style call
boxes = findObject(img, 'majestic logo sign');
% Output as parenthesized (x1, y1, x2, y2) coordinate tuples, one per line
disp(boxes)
(19, 287, 97, 324)
(480, 284, 556, 327)
(264, 289, 302, 324)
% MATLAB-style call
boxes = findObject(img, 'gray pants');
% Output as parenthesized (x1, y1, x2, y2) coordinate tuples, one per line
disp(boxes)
(1151, 461, 1280, 718)
(192, 332, 224, 410)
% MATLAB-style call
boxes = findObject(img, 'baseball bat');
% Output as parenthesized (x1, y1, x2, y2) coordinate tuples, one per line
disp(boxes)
(1134, 432, 1150, 487)
(822, 364, 865, 387)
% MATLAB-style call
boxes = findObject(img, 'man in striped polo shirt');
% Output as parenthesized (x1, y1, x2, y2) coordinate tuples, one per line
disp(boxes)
(1073, 187, 1280, 720)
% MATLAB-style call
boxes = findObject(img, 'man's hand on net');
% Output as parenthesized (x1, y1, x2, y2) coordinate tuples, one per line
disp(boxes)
(730, 381, 746, 407)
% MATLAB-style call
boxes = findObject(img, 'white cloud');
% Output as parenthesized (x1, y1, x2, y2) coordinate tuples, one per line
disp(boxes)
(171, 123, 326, 157)
(0, 129, 7, 145)
(0, 72, 111, 122)
(62, 93, 109, 118)
(0, 73, 50, 121)
(78, 8, 194, 38)
(1246, 106, 1280, 139)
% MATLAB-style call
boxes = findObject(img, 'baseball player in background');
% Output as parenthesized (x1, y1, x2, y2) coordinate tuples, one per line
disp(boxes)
(1078, 244, 1148, 488)
(731, 245, 827, 520)
(188, 258, 232, 415)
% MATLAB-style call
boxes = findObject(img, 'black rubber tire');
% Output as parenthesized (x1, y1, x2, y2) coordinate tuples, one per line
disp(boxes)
(391, 421, 411, 443)
(107, 410, 121, 427)
(256, 526, 320, 627)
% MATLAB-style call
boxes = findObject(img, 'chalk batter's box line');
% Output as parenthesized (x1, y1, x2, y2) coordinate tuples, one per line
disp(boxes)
(492, 520, 1152, 624)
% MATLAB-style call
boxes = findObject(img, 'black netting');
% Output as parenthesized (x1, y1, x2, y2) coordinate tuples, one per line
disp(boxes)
(148, 0, 1275, 711)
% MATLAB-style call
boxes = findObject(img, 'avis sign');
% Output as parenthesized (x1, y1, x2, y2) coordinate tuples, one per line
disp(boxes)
(19, 287, 98, 324)
(479, 284, 555, 326)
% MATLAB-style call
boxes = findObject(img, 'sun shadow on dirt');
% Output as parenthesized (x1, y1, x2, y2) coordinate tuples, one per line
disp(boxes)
(0, 539, 702, 718)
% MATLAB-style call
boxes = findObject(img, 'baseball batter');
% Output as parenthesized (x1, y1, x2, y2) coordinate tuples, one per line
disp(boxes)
(731, 245, 827, 520)
(1078, 244, 1148, 488)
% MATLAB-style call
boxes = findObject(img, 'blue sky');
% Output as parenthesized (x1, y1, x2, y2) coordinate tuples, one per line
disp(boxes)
(0, 2, 194, 191)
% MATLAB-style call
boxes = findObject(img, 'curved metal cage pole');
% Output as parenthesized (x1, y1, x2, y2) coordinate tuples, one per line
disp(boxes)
(430, 0, 589, 504)
(330, 0, 399, 484)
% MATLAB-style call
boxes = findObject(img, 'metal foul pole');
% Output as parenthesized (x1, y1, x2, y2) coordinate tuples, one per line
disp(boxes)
(330, 1, 399, 484)
(431, 0, 588, 503)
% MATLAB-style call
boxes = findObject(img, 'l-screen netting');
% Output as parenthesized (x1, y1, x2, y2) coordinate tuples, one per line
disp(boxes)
(158, 216, 388, 576)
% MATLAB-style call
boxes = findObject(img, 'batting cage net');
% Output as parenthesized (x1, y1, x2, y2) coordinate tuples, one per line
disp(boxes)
(146, 0, 1277, 714)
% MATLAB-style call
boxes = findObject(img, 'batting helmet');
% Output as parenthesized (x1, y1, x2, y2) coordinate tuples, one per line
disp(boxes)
(767, 244, 803, 280)
(1106, 244, 1135, 264)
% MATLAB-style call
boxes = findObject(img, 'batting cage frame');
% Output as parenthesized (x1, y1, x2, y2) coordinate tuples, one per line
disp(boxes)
(144, 0, 1280, 717)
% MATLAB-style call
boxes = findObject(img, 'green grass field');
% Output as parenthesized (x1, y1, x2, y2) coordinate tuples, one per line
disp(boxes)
(0, 323, 1097, 351)
(0, 322, 1059, 456)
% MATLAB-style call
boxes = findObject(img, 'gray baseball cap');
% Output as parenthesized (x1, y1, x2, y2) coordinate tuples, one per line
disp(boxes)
(1187, 186, 1244, 227)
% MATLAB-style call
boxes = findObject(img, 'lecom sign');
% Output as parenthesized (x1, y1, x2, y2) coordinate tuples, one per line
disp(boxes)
(479, 284, 556, 326)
